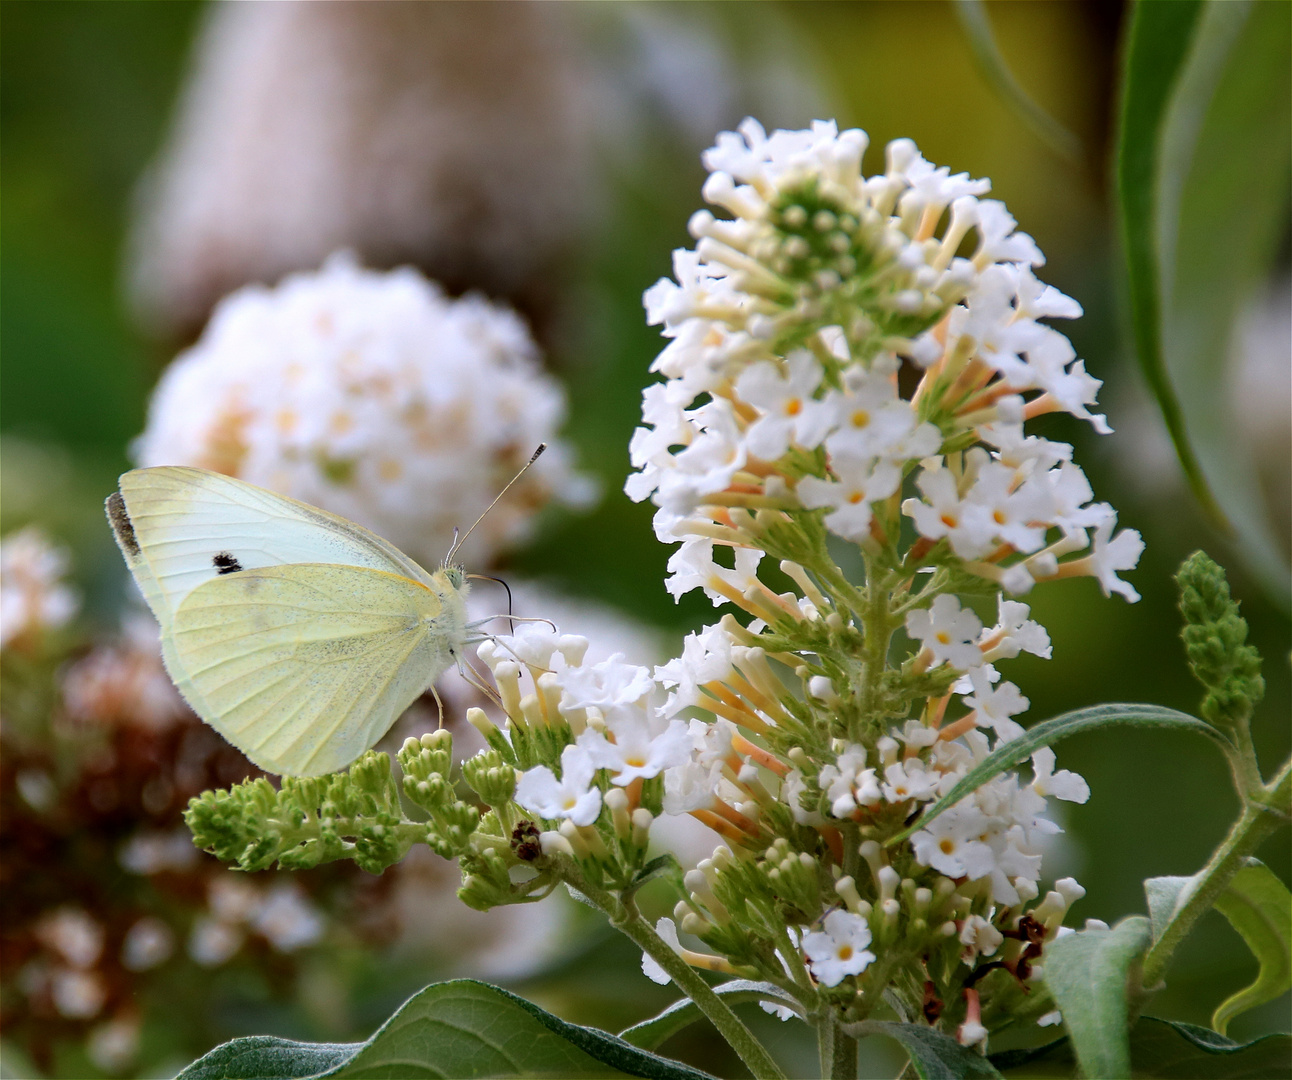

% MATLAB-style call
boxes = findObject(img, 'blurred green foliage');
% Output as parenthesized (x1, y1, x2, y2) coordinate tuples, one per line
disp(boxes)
(2, 1, 1287, 1074)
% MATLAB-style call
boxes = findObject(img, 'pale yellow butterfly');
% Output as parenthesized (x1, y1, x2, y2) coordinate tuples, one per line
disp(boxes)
(106, 451, 541, 777)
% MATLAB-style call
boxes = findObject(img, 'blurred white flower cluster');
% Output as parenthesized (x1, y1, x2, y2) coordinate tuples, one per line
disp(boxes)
(136, 253, 592, 568)
(0, 527, 79, 649)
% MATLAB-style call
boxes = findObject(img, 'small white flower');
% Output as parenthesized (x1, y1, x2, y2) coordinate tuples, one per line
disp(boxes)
(735, 351, 831, 459)
(881, 761, 942, 804)
(797, 457, 901, 541)
(515, 745, 603, 826)
(963, 668, 1029, 741)
(1030, 748, 1089, 803)
(980, 598, 1051, 661)
(488, 622, 589, 673)
(655, 623, 735, 714)
(557, 654, 655, 712)
(959, 914, 1004, 960)
(665, 539, 764, 604)
(579, 710, 692, 786)
(905, 594, 984, 670)
(802, 910, 875, 987)
(903, 469, 996, 559)
(822, 362, 921, 460)
(1087, 512, 1144, 602)
(963, 463, 1050, 553)
(911, 809, 996, 878)
(641, 917, 684, 985)
(663, 759, 722, 815)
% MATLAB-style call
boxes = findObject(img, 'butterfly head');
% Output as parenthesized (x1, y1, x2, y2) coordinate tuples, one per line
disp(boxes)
(439, 563, 467, 592)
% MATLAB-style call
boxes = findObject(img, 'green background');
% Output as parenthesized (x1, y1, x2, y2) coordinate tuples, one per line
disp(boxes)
(2, 2, 1287, 1075)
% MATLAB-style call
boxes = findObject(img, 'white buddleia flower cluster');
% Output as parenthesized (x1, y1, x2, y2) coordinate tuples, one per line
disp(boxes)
(580, 118, 1141, 1046)
(135, 252, 592, 568)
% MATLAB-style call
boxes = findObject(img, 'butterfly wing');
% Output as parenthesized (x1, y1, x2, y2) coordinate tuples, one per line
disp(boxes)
(107, 466, 432, 630)
(168, 563, 455, 776)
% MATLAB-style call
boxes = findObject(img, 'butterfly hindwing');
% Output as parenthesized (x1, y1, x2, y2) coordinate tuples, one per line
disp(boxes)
(110, 466, 431, 629)
(169, 563, 453, 777)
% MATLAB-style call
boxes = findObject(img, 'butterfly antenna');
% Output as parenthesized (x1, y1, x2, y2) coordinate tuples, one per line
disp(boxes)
(467, 574, 514, 618)
(445, 444, 546, 565)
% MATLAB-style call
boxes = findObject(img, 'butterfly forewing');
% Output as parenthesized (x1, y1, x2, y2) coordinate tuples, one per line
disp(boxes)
(114, 467, 431, 627)
(170, 563, 448, 776)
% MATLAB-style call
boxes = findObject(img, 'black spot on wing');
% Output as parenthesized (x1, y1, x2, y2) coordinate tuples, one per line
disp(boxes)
(213, 551, 243, 574)
(106, 492, 140, 555)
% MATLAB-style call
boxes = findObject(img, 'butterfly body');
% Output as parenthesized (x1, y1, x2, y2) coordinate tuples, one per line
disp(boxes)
(107, 466, 469, 776)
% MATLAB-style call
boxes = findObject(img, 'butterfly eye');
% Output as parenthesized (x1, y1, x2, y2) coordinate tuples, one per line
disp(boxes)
(213, 552, 243, 575)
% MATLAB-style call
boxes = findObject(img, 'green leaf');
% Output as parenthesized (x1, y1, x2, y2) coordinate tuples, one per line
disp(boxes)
(1145, 873, 1195, 943)
(1144, 857, 1292, 1036)
(993, 1017, 1292, 1078)
(175, 1037, 359, 1080)
(950, 0, 1082, 162)
(1116, 0, 1210, 516)
(887, 704, 1225, 846)
(1116, 0, 1292, 602)
(1043, 916, 1153, 1080)
(1211, 859, 1292, 1035)
(177, 979, 718, 1080)
(619, 981, 803, 1051)
(847, 1021, 1002, 1079)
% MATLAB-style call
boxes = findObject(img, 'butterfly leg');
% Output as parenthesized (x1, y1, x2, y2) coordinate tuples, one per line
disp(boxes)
(429, 682, 445, 729)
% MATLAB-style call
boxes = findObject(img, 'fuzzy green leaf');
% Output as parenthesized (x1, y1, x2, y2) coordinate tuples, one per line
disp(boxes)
(1043, 916, 1153, 1080)
(1145, 873, 1194, 944)
(887, 704, 1225, 846)
(847, 1020, 1002, 1079)
(1211, 859, 1292, 1036)
(619, 981, 803, 1051)
(176, 979, 717, 1080)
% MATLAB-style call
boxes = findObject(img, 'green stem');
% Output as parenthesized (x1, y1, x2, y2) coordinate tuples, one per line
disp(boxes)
(857, 563, 896, 729)
(817, 1010, 858, 1080)
(564, 865, 787, 1080)
(1141, 753, 1292, 987)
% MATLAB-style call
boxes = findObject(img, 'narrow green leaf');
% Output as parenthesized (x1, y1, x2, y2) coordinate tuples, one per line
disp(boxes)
(1043, 916, 1153, 1080)
(950, 0, 1082, 162)
(1163, 0, 1292, 603)
(1211, 859, 1292, 1035)
(846, 1020, 1002, 1079)
(992, 1017, 1292, 1078)
(1116, 0, 1215, 521)
(1135, 1017, 1292, 1077)
(619, 981, 803, 1051)
(888, 704, 1224, 846)
(1117, 0, 1292, 602)
(177, 980, 718, 1080)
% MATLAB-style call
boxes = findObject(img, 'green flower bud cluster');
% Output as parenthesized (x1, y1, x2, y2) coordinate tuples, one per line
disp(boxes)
(1176, 551, 1265, 736)
(185, 750, 424, 874)
(396, 732, 481, 859)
